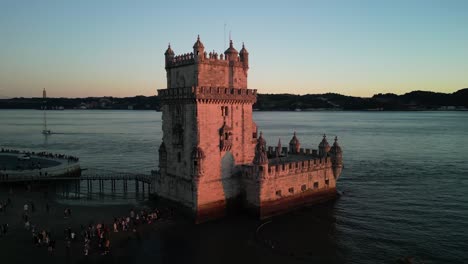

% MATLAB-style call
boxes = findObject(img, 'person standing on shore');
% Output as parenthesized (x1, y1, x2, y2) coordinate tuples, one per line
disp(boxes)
(84, 238, 90, 256)
(104, 238, 110, 255)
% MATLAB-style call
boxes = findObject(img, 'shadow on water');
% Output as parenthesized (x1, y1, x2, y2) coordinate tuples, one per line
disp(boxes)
(256, 199, 345, 263)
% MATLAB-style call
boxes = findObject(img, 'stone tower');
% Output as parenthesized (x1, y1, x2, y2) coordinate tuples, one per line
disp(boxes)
(155, 36, 257, 222)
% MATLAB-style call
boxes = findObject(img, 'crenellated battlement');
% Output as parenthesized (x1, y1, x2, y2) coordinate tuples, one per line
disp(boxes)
(267, 156, 331, 177)
(266, 146, 319, 158)
(158, 86, 257, 103)
(166, 51, 246, 68)
(167, 52, 195, 67)
(165, 36, 249, 89)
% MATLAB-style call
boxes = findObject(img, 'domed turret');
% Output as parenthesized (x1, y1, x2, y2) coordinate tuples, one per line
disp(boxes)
(193, 35, 205, 58)
(318, 134, 331, 157)
(329, 137, 343, 179)
(239, 42, 249, 68)
(224, 40, 238, 61)
(329, 136, 342, 156)
(164, 44, 175, 66)
(254, 132, 268, 165)
(289, 132, 300, 154)
(164, 43, 175, 56)
(276, 138, 282, 157)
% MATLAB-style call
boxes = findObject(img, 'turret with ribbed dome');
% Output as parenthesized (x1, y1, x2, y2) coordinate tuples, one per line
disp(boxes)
(329, 136, 342, 156)
(276, 138, 282, 157)
(318, 134, 331, 157)
(224, 40, 239, 61)
(239, 42, 249, 69)
(193, 35, 205, 58)
(254, 132, 268, 165)
(329, 136, 343, 179)
(289, 131, 300, 154)
(164, 44, 175, 67)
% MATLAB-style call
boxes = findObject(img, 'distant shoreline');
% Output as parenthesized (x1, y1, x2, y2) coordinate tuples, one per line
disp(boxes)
(0, 88, 467, 111)
(0, 108, 467, 112)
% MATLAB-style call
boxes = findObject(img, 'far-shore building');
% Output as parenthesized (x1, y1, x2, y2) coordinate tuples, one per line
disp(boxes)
(153, 36, 343, 223)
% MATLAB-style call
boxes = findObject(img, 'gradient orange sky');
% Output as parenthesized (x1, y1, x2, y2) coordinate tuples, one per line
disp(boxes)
(1, 1, 467, 98)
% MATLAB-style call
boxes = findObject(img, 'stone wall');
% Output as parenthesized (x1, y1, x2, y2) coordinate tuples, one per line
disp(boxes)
(262, 157, 335, 202)
(155, 101, 198, 209)
(198, 62, 247, 88)
(194, 101, 256, 216)
(242, 156, 337, 218)
(167, 64, 197, 88)
(166, 53, 248, 89)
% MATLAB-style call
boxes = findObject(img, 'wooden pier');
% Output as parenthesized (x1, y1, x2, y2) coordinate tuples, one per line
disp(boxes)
(0, 170, 155, 197)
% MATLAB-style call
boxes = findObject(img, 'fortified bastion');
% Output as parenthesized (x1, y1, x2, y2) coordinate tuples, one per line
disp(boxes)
(152, 36, 343, 222)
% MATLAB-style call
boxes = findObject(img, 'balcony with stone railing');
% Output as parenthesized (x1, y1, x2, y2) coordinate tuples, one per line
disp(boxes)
(158, 86, 257, 103)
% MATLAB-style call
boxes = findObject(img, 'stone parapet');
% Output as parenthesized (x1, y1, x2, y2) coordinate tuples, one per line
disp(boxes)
(166, 53, 195, 68)
(158, 86, 257, 104)
(267, 145, 319, 158)
(267, 156, 332, 179)
(167, 52, 246, 69)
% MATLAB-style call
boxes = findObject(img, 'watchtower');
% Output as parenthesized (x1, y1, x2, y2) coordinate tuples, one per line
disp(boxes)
(155, 36, 257, 222)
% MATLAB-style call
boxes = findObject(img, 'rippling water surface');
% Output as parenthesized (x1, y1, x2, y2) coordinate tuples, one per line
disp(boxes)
(1, 109, 467, 263)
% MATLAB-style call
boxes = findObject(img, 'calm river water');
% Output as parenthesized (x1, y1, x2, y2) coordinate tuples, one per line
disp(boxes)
(0, 109, 467, 263)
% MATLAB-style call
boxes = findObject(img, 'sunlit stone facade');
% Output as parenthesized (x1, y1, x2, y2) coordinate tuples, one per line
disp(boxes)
(153, 36, 343, 222)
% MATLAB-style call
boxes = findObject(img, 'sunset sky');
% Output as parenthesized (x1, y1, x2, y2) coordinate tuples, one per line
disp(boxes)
(1, 0, 467, 98)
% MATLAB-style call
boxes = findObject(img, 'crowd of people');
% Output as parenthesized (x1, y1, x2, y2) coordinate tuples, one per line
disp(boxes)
(81, 209, 160, 256)
(0, 148, 79, 163)
(2, 195, 164, 258)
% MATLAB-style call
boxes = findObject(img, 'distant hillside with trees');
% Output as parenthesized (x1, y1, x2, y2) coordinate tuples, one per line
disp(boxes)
(0, 88, 467, 111)
(255, 88, 468, 111)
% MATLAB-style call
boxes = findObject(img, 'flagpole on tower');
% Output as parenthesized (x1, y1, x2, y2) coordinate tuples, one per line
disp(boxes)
(224, 23, 227, 50)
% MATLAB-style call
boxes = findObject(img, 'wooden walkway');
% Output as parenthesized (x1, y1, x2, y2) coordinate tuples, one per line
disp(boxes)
(0, 173, 152, 184)
(0, 169, 157, 196)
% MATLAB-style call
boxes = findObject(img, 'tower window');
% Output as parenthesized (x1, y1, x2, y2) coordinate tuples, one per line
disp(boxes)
(288, 187, 294, 194)
(314, 182, 319, 189)
(221, 106, 229, 117)
(177, 152, 181, 163)
(276, 190, 282, 196)
(301, 184, 307, 191)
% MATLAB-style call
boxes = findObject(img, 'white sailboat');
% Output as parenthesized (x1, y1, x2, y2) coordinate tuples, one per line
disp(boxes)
(42, 88, 52, 135)
(42, 111, 51, 135)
